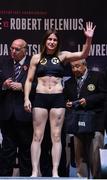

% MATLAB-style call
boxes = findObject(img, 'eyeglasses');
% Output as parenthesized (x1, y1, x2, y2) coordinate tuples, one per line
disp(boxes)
(10, 46, 26, 52)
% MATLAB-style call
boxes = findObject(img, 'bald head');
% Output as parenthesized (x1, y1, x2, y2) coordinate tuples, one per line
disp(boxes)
(11, 39, 27, 49)
(10, 39, 28, 61)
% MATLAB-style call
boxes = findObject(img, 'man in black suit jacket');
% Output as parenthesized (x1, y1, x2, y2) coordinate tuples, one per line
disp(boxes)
(0, 39, 34, 176)
(64, 59, 106, 178)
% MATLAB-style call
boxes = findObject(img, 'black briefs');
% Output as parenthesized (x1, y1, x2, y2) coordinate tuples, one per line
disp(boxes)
(33, 93, 66, 110)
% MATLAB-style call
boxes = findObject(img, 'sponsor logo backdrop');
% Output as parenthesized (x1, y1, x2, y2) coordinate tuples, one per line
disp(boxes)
(0, 0, 107, 74)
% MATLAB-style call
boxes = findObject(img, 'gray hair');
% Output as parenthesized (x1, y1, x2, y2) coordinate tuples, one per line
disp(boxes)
(79, 59, 87, 65)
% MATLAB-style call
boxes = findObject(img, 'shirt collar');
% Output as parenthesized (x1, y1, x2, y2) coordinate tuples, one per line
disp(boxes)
(81, 68, 88, 80)
(14, 56, 26, 65)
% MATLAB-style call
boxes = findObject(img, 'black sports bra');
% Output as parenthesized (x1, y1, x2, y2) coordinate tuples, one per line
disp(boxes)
(36, 54, 65, 77)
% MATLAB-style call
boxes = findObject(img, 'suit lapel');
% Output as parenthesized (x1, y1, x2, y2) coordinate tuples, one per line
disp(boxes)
(16, 57, 29, 81)
(79, 73, 91, 95)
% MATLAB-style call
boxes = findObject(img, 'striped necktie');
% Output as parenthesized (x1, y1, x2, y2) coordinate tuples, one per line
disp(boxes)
(14, 62, 21, 81)
(76, 77, 82, 97)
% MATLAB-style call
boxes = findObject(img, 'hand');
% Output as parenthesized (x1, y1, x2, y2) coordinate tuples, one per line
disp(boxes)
(84, 22, 96, 38)
(79, 98, 86, 107)
(9, 82, 22, 91)
(66, 100, 72, 108)
(3, 78, 13, 89)
(24, 99, 32, 112)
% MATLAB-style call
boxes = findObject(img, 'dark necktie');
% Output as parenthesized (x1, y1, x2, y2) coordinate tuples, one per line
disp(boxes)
(77, 77, 82, 97)
(14, 62, 21, 81)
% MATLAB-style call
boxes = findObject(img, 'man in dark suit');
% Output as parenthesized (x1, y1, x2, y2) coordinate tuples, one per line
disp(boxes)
(64, 59, 106, 178)
(0, 39, 34, 176)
